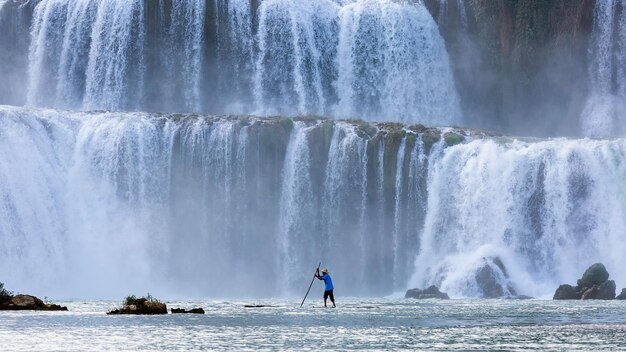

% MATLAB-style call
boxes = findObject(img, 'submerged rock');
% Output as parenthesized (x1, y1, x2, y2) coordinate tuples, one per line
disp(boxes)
(107, 295, 167, 315)
(0, 294, 68, 311)
(553, 263, 616, 300)
(171, 308, 205, 314)
(405, 285, 450, 299)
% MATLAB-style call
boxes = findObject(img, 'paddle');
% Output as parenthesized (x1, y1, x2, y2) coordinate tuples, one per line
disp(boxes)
(300, 262, 321, 307)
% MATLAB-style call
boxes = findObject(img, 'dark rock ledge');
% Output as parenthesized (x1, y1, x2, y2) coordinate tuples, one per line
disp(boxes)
(171, 308, 205, 314)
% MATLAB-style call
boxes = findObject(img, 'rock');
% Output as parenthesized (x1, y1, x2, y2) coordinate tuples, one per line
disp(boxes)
(0, 294, 68, 311)
(616, 288, 626, 300)
(553, 284, 582, 300)
(405, 285, 449, 299)
(11, 294, 41, 308)
(582, 280, 616, 300)
(474, 257, 517, 298)
(553, 263, 616, 300)
(577, 263, 610, 289)
(171, 308, 205, 314)
(405, 288, 422, 298)
(107, 297, 167, 315)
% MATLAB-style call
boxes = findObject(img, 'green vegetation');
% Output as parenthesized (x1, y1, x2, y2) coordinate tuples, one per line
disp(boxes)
(124, 293, 160, 306)
(0, 282, 13, 303)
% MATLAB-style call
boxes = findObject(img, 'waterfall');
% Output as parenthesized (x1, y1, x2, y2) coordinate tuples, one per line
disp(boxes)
(164, 0, 206, 112)
(334, 0, 460, 124)
(412, 137, 626, 298)
(2, 104, 626, 298)
(581, 0, 626, 137)
(20, 0, 460, 126)
(27, 0, 145, 111)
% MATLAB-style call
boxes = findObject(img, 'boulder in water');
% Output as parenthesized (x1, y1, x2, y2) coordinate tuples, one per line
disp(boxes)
(0, 294, 68, 311)
(0, 283, 67, 311)
(553, 284, 582, 300)
(107, 295, 167, 315)
(577, 263, 610, 289)
(171, 308, 205, 314)
(553, 263, 616, 300)
(582, 280, 616, 300)
(405, 285, 449, 299)
(616, 288, 626, 300)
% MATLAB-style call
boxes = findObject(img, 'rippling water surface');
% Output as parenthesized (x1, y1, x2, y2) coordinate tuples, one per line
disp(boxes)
(2, 298, 626, 350)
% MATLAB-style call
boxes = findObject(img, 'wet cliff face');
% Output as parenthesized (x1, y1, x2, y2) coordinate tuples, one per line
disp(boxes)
(426, 0, 595, 136)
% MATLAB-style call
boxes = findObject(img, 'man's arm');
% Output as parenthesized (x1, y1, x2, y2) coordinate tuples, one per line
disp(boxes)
(315, 268, 322, 280)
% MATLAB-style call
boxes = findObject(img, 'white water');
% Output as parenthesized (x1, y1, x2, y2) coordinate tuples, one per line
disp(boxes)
(582, 0, 626, 137)
(164, 0, 206, 112)
(23, 0, 461, 126)
(412, 137, 626, 298)
(333, 0, 460, 123)
(2, 105, 626, 299)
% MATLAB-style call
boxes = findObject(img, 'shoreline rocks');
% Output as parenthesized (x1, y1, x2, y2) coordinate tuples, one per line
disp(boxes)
(553, 263, 616, 300)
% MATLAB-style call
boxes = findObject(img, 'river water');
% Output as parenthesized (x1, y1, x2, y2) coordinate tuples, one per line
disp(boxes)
(1, 298, 626, 350)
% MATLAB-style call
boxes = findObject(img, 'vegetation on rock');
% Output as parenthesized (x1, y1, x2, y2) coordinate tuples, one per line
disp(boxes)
(108, 294, 167, 315)
(554, 263, 616, 300)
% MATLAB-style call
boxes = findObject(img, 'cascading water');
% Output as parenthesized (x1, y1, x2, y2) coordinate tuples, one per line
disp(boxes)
(4, 0, 626, 301)
(27, 0, 145, 111)
(163, 0, 206, 112)
(333, 0, 460, 123)
(581, 0, 626, 137)
(412, 137, 626, 298)
(0, 105, 439, 298)
(3, 104, 626, 298)
(19, 0, 461, 125)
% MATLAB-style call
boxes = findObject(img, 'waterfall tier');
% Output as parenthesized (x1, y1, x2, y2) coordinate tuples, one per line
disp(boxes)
(1, 104, 625, 298)
(7, 0, 461, 125)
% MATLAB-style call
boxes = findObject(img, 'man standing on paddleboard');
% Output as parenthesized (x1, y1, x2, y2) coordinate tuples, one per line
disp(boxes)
(315, 268, 336, 308)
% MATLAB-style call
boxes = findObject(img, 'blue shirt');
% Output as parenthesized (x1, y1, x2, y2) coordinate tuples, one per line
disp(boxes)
(322, 273, 334, 291)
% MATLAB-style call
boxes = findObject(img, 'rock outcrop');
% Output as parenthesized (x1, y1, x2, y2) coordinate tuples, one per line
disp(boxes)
(553, 263, 616, 300)
(616, 288, 626, 300)
(554, 284, 581, 300)
(0, 294, 68, 311)
(405, 285, 450, 299)
(171, 308, 205, 314)
(107, 295, 167, 315)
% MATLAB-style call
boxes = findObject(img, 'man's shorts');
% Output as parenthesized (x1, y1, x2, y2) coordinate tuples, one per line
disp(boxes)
(324, 289, 334, 301)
